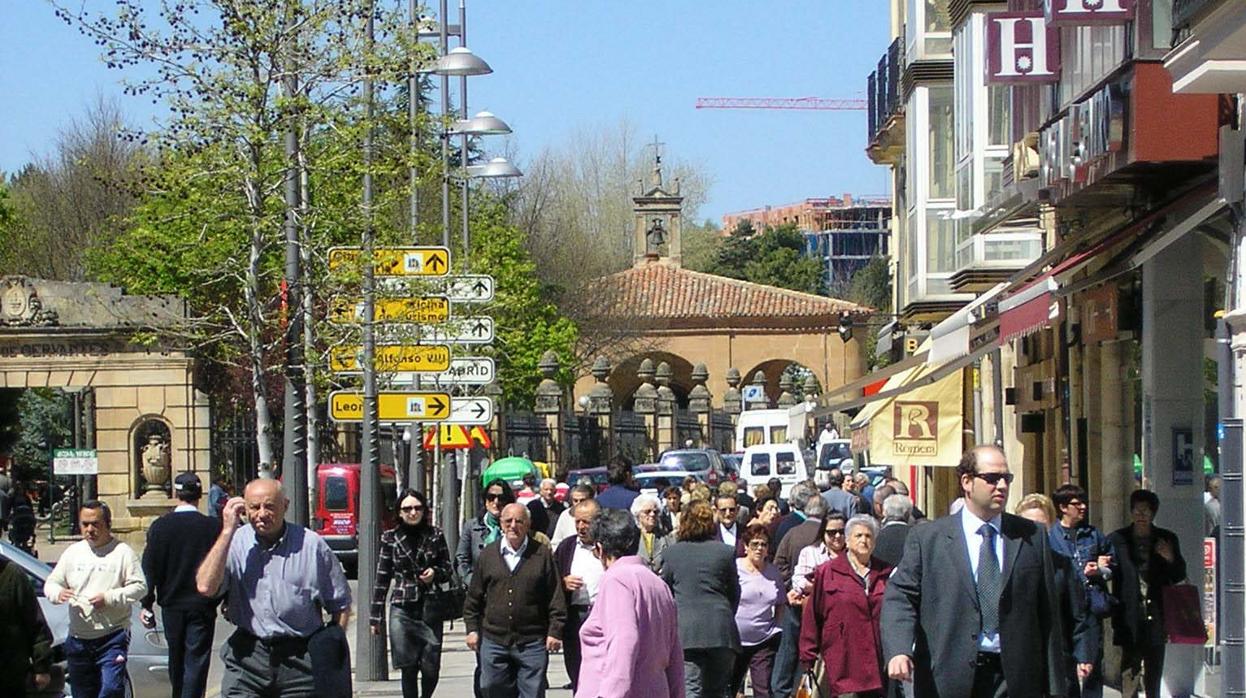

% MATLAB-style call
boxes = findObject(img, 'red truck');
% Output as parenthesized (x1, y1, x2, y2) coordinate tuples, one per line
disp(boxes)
(313, 462, 398, 574)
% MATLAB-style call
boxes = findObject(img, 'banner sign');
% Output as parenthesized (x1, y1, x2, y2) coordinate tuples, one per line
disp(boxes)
(987, 12, 1061, 84)
(1045, 0, 1133, 27)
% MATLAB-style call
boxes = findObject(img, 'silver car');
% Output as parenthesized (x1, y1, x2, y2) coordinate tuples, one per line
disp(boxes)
(0, 540, 171, 697)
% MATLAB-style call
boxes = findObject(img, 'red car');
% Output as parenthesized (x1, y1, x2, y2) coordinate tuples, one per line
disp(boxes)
(313, 462, 397, 573)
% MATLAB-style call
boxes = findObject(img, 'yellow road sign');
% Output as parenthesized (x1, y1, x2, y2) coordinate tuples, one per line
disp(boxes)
(329, 391, 452, 422)
(330, 345, 451, 373)
(329, 297, 450, 324)
(328, 246, 451, 277)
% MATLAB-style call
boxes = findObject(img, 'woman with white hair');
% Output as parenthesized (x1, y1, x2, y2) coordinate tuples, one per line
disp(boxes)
(631, 493, 673, 572)
(798, 514, 892, 697)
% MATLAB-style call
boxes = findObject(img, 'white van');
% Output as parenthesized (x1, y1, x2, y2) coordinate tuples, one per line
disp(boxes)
(736, 408, 805, 449)
(741, 443, 809, 499)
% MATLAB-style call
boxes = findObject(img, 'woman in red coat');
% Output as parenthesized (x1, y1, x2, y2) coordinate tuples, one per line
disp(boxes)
(798, 513, 893, 697)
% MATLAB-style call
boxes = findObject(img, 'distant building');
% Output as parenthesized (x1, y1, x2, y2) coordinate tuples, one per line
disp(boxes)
(721, 195, 891, 291)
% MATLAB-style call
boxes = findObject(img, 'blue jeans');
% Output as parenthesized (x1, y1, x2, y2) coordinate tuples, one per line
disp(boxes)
(66, 627, 130, 698)
(478, 635, 548, 698)
(770, 605, 802, 698)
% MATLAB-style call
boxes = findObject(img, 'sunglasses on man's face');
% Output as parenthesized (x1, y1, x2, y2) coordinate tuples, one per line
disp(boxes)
(974, 472, 1014, 486)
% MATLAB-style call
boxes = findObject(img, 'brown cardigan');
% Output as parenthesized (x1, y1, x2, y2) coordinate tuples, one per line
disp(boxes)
(462, 536, 567, 646)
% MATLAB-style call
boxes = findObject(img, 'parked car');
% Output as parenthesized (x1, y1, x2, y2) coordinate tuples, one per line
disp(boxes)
(721, 452, 744, 479)
(313, 462, 398, 574)
(658, 448, 734, 486)
(741, 443, 810, 498)
(1, 539, 171, 697)
(633, 470, 699, 496)
(566, 467, 609, 493)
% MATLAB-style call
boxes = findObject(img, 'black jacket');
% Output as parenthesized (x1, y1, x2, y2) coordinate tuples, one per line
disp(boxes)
(874, 521, 911, 568)
(0, 558, 53, 688)
(142, 508, 222, 612)
(881, 512, 1067, 698)
(1107, 525, 1187, 647)
(527, 498, 564, 539)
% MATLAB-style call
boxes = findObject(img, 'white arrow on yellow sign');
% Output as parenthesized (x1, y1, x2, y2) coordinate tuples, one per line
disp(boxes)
(329, 391, 452, 422)
(327, 246, 450, 277)
(329, 297, 450, 325)
(330, 345, 451, 373)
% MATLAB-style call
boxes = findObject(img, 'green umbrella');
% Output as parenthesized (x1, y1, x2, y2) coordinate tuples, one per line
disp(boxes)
(482, 456, 536, 489)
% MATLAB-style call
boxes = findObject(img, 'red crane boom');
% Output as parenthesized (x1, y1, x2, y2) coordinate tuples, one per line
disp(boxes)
(695, 96, 867, 111)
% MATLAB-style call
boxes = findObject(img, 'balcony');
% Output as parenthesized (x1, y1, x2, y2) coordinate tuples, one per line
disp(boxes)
(950, 228, 1044, 293)
(866, 38, 905, 165)
(1166, 0, 1246, 94)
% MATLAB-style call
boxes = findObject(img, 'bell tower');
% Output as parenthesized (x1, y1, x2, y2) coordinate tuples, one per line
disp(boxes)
(632, 137, 683, 268)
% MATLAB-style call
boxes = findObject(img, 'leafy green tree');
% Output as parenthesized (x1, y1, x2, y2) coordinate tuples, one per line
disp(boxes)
(681, 219, 722, 273)
(715, 220, 759, 279)
(8, 390, 72, 483)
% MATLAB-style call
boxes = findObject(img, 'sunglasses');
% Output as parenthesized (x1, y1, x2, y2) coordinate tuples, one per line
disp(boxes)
(400, 505, 424, 513)
(974, 472, 1014, 486)
(747, 541, 768, 550)
(825, 528, 846, 536)
(484, 492, 503, 502)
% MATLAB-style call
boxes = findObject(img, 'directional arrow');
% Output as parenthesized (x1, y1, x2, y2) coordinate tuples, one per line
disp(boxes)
(447, 397, 494, 425)
(328, 391, 453, 422)
(425, 251, 446, 273)
(428, 395, 447, 415)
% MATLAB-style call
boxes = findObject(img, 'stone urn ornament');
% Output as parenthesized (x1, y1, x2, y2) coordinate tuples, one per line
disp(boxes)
(141, 433, 172, 494)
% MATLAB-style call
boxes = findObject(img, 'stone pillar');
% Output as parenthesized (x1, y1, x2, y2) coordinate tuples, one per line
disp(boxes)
(724, 368, 742, 452)
(747, 370, 769, 410)
(588, 357, 615, 463)
(656, 361, 677, 453)
(1140, 236, 1205, 694)
(689, 363, 712, 448)
(777, 374, 797, 408)
(534, 351, 564, 475)
(634, 359, 658, 462)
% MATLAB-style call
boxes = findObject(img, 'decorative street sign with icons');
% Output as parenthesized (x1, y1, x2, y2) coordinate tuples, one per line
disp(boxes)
(383, 357, 497, 386)
(329, 297, 450, 325)
(53, 448, 99, 475)
(330, 345, 451, 373)
(328, 246, 450, 277)
(373, 317, 495, 345)
(329, 391, 453, 422)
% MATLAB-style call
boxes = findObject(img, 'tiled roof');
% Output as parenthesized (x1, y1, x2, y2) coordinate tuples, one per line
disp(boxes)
(584, 260, 869, 330)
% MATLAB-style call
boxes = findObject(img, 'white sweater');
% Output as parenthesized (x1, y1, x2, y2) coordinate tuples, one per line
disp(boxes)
(44, 538, 147, 639)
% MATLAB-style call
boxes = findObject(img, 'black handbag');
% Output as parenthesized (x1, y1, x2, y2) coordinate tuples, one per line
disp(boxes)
(420, 575, 466, 624)
(1086, 580, 1118, 618)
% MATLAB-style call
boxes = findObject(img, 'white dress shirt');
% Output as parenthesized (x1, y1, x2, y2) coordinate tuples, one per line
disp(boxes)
(500, 536, 529, 572)
(961, 507, 1003, 653)
(568, 540, 605, 607)
(720, 523, 738, 548)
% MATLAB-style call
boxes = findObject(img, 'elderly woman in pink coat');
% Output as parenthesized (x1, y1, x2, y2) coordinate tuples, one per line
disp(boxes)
(576, 508, 685, 698)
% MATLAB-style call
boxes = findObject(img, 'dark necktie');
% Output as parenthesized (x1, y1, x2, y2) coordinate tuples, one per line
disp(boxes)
(977, 523, 1002, 637)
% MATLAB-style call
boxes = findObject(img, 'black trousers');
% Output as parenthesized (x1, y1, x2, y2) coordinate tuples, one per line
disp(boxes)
(163, 608, 216, 698)
(970, 653, 1008, 698)
(563, 605, 591, 691)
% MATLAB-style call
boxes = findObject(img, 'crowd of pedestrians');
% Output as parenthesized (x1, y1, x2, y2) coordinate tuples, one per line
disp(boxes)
(0, 445, 1198, 698)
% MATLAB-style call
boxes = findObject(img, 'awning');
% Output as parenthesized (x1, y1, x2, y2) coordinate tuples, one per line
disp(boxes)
(998, 276, 1060, 344)
(929, 282, 1008, 364)
(848, 341, 977, 467)
(815, 338, 990, 418)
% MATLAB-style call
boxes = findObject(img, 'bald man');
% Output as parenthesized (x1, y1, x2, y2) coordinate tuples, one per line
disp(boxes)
(463, 503, 566, 698)
(197, 479, 352, 698)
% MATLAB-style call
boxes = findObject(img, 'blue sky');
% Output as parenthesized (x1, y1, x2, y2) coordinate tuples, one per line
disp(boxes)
(1, 1, 891, 224)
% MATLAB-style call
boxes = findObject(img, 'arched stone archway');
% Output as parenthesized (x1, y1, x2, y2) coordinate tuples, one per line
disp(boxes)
(740, 359, 825, 406)
(608, 352, 696, 409)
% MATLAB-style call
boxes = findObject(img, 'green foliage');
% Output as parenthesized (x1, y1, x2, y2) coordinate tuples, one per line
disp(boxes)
(847, 255, 892, 314)
(468, 200, 579, 404)
(9, 390, 72, 483)
(714, 221, 823, 294)
(680, 219, 722, 273)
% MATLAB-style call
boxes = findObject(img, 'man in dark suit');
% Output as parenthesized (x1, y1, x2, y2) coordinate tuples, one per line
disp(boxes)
(715, 493, 747, 557)
(527, 478, 564, 538)
(882, 445, 1066, 698)
(874, 493, 913, 568)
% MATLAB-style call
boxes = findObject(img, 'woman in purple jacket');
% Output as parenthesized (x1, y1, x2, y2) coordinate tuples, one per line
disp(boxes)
(798, 514, 893, 698)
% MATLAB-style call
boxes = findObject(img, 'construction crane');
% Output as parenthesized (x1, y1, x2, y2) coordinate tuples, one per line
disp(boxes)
(695, 96, 867, 111)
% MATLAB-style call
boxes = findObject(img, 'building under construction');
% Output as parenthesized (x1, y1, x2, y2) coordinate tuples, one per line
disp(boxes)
(722, 194, 891, 290)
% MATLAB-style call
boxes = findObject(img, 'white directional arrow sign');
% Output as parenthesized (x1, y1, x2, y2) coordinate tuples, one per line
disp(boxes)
(374, 317, 494, 345)
(385, 357, 497, 387)
(444, 275, 494, 303)
(449, 397, 494, 425)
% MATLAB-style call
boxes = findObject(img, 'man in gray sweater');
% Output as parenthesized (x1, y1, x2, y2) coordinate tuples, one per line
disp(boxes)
(45, 501, 147, 698)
